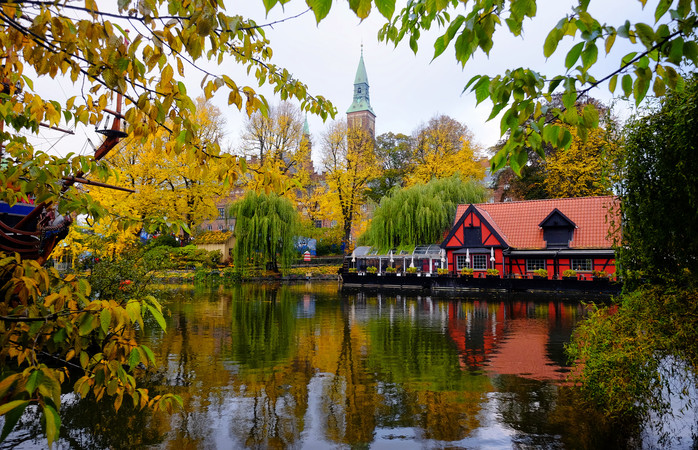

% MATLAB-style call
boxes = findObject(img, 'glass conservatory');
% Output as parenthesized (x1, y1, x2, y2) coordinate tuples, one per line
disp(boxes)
(349, 245, 446, 274)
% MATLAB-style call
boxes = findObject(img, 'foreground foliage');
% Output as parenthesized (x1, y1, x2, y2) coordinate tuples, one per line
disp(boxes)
(0, 253, 181, 447)
(567, 78, 698, 444)
(620, 75, 698, 282)
(567, 285, 698, 430)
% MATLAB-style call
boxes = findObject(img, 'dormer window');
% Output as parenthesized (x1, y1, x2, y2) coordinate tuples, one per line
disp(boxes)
(539, 209, 576, 248)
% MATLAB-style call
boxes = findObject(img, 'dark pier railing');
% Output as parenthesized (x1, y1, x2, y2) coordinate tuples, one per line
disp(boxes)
(340, 272, 621, 296)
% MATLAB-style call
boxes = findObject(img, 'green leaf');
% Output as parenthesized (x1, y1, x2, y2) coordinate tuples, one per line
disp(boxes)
(559, 128, 573, 149)
(654, 0, 671, 22)
(633, 73, 651, 105)
(306, 0, 332, 22)
(433, 35, 447, 60)
(79, 351, 89, 369)
(652, 77, 666, 97)
(664, 65, 679, 89)
(100, 308, 111, 334)
(26, 369, 42, 395)
(375, 0, 395, 20)
(635, 23, 656, 48)
(0, 399, 30, 416)
(78, 313, 95, 336)
(581, 43, 598, 70)
(146, 304, 166, 331)
(543, 28, 562, 58)
(262, 0, 279, 13)
(668, 38, 684, 64)
(43, 404, 61, 448)
(684, 41, 698, 65)
(565, 42, 584, 69)
(474, 76, 491, 104)
(582, 104, 599, 127)
(511, 146, 528, 172)
(609, 74, 618, 93)
(348, 0, 372, 19)
(140, 345, 156, 365)
(487, 102, 507, 121)
(622, 74, 633, 96)
(605, 32, 616, 54)
(128, 348, 141, 370)
(0, 400, 29, 441)
(562, 90, 577, 109)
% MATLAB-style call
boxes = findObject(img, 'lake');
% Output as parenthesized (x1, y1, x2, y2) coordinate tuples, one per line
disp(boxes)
(3, 282, 642, 449)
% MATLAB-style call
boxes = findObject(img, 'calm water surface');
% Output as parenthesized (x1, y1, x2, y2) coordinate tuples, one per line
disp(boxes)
(5, 283, 636, 449)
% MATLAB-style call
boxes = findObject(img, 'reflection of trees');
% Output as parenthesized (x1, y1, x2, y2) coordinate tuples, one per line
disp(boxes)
(228, 284, 295, 370)
(226, 284, 313, 448)
(36, 285, 620, 448)
(323, 306, 378, 445)
(1, 390, 167, 449)
(145, 288, 236, 447)
(364, 307, 491, 441)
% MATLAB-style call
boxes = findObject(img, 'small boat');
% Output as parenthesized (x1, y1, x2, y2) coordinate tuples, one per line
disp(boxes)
(0, 94, 128, 264)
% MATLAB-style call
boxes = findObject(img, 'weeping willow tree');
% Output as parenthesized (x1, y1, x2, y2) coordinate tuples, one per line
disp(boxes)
(362, 175, 486, 251)
(230, 191, 299, 272)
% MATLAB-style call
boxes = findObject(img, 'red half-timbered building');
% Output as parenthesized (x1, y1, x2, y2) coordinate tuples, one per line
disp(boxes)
(441, 196, 620, 279)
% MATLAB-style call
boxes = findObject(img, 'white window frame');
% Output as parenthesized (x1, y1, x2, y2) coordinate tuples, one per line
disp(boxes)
(456, 255, 469, 270)
(473, 254, 487, 270)
(526, 259, 546, 272)
(570, 258, 593, 272)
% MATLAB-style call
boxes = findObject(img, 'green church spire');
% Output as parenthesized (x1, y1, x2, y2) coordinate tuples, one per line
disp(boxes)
(346, 45, 375, 115)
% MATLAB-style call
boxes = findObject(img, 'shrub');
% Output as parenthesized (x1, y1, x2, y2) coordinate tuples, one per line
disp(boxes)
(366, 266, 378, 274)
(486, 268, 500, 276)
(593, 270, 609, 278)
(169, 245, 220, 269)
(385, 266, 397, 273)
(146, 234, 179, 248)
(88, 250, 166, 301)
(437, 268, 449, 275)
(563, 269, 578, 277)
(223, 267, 243, 285)
(533, 268, 548, 277)
(460, 267, 474, 276)
(406, 266, 418, 274)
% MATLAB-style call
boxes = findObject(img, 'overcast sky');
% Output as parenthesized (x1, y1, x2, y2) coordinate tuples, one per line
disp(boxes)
(28, 1, 658, 162)
(222, 0, 652, 158)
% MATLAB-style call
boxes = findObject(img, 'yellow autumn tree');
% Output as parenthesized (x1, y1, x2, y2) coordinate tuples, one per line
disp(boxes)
(239, 102, 314, 197)
(406, 115, 485, 187)
(96, 98, 231, 243)
(321, 121, 377, 251)
(544, 125, 618, 198)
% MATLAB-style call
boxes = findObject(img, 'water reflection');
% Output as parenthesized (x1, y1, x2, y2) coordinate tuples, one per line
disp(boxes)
(2, 283, 636, 449)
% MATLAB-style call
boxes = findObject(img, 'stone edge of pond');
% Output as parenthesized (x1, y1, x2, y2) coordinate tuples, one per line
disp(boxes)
(152, 271, 340, 284)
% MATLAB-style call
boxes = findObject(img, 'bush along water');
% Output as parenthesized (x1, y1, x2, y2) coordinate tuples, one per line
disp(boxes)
(193, 267, 244, 286)
(565, 77, 698, 447)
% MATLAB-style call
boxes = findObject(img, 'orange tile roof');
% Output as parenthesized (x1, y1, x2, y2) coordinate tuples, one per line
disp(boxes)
(453, 196, 620, 249)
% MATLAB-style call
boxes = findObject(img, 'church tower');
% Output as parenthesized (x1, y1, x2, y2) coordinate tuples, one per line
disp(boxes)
(346, 46, 376, 138)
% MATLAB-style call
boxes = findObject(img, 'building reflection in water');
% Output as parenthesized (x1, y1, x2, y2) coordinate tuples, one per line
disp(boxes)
(4, 285, 623, 449)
